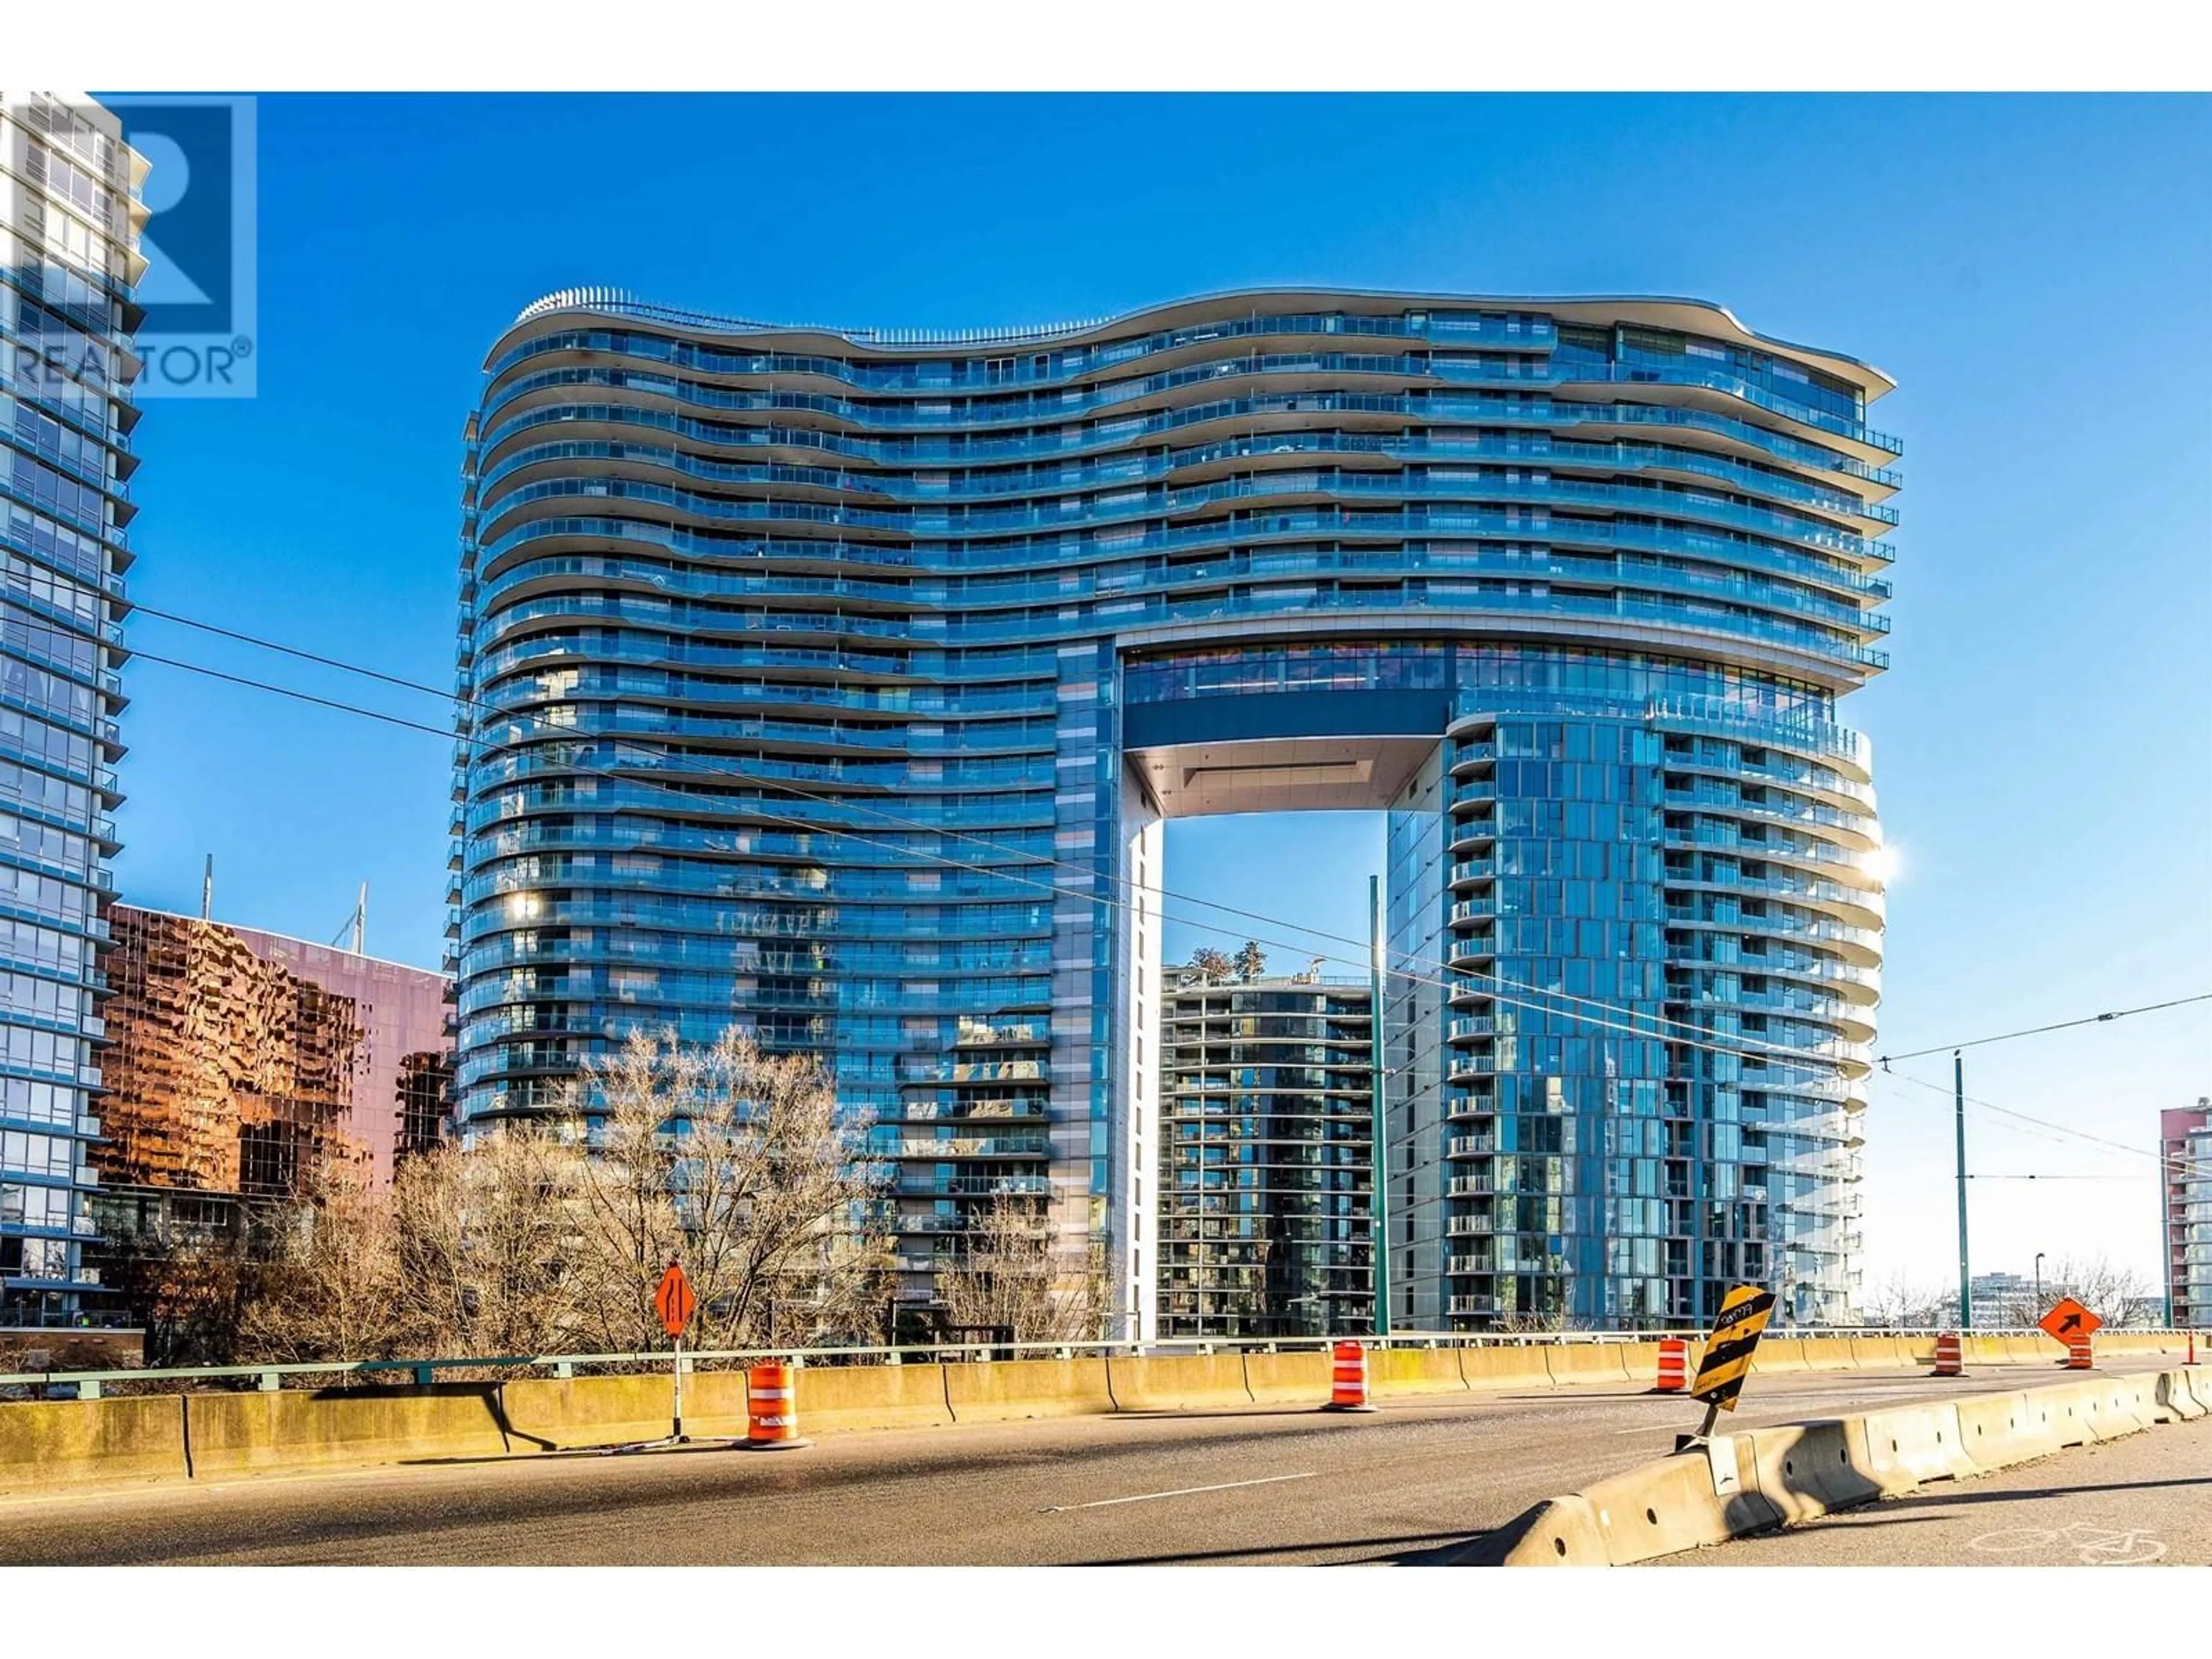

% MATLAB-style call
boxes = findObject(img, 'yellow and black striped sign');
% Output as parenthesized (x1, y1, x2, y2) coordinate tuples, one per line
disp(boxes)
(1690, 1285, 1777, 1411)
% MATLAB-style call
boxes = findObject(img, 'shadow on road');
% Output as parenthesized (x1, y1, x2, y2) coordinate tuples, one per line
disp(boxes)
(1807, 1473, 2212, 1522)
(1071, 1528, 1487, 1566)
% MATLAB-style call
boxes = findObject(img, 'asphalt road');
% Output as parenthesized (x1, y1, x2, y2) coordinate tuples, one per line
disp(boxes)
(0, 1357, 2180, 1566)
(1666, 1410, 2212, 1567)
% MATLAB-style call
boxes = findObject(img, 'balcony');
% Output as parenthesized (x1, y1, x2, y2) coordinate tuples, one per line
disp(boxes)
(1446, 1134, 1494, 1158)
(1449, 816, 1498, 854)
(1447, 857, 1496, 891)
(1446, 1053, 1497, 1085)
(1446, 1175, 1494, 1197)
(1446, 1015, 1494, 1043)
(1450, 741, 1497, 773)
(1448, 1294, 1499, 1316)
(1445, 1215, 1494, 1237)
(894, 1174, 1051, 1198)
(1446, 934, 1497, 969)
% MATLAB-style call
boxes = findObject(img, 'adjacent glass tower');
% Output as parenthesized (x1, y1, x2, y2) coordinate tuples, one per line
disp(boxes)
(454, 287, 1897, 1335)
(0, 94, 145, 1325)
(1158, 975, 1376, 1337)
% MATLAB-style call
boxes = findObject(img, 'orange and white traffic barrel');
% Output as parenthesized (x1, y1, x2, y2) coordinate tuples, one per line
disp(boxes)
(741, 1359, 811, 1450)
(1931, 1332, 1964, 1377)
(1653, 1336, 1689, 1393)
(1323, 1340, 1376, 1412)
(2065, 1335, 2093, 1371)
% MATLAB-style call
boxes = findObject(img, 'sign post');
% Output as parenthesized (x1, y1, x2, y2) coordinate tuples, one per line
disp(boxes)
(1680, 1284, 1777, 1452)
(655, 1260, 697, 1444)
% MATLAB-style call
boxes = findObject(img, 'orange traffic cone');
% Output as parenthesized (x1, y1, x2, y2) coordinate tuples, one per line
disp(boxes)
(1323, 1340, 1376, 1412)
(1931, 1332, 1964, 1377)
(2065, 1335, 2093, 1371)
(1653, 1336, 1689, 1394)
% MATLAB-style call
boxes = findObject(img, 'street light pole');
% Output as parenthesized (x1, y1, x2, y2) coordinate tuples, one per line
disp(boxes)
(1954, 1050, 1971, 1331)
(2035, 1252, 2045, 1309)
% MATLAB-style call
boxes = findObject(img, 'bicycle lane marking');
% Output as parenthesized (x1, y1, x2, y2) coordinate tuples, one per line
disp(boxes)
(1969, 1521, 2168, 1565)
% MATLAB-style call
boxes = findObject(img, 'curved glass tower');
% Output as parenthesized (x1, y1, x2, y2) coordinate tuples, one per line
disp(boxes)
(453, 287, 1898, 1335)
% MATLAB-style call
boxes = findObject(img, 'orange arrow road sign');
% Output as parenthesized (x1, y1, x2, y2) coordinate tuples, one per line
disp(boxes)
(2038, 1297, 2101, 1344)
(655, 1262, 696, 1339)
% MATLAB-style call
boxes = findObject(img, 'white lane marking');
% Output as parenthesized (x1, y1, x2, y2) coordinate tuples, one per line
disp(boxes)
(1041, 1471, 1316, 1513)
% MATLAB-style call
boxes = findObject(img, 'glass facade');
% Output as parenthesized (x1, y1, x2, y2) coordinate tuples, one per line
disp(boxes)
(93, 907, 456, 1198)
(2163, 1103, 2210, 1330)
(454, 286, 1897, 1334)
(1158, 978, 1375, 1337)
(0, 94, 145, 1327)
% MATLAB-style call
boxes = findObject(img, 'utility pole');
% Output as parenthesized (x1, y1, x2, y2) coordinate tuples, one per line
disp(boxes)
(1369, 873, 1389, 1338)
(1955, 1049, 1971, 1331)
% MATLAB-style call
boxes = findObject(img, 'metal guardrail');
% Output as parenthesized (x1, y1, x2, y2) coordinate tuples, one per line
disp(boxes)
(2, 1327, 2196, 1396)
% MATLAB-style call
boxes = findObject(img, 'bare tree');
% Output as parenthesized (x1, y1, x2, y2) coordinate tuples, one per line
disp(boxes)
(1187, 946, 1233, 986)
(1857, 1270, 1948, 1330)
(1997, 1256, 2161, 1330)
(558, 1028, 890, 1353)
(938, 1193, 1102, 1343)
(234, 1173, 404, 1362)
(1233, 940, 1268, 983)
(387, 1127, 588, 1356)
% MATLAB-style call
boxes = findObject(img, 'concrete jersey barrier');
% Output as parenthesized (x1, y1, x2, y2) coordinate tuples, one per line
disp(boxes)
(1467, 1363, 2210, 1566)
(5, 1337, 2201, 1500)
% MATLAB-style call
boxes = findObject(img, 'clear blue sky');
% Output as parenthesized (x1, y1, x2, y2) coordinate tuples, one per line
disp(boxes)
(107, 93, 2210, 1293)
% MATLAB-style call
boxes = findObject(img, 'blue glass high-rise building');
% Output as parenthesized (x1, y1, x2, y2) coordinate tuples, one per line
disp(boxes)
(0, 93, 145, 1325)
(454, 287, 1897, 1335)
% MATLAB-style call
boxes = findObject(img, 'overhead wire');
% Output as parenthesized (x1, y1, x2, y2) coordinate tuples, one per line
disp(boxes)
(126, 611, 2212, 1175)
(126, 600, 1877, 1066)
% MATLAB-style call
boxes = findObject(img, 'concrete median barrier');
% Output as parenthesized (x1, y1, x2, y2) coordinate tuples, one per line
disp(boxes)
(0, 1394, 189, 1495)
(1849, 1335, 1912, 1369)
(1365, 1347, 1469, 1397)
(1950, 1391, 2055, 1469)
(2185, 1365, 2212, 1414)
(2035, 1378, 2104, 1447)
(1461, 1346, 1555, 1391)
(1104, 1352, 1251, 1413)
(1470, 1367, 2212, 1567)
(1748, 1338, 1814, 1375)
(945, 1357, 1112, 1424)
(1740, 1418, 1884, 1522)
(1960, 1335, 2010, 1369)
(1544, 1343, 1633, 1387)
(797, 1363, 954, 1433)
(1460, 1493, 1609, 1566)
(1859, 1399, 1974, 1493)
(2102, 1372, 2164, 1429)
(1614, 1342, 1664, 1387)
(1801, 1336, 1859, 1372)
(498, 1370, 749, 1450)
(184, 1385, 511, 1477)
(1241, 1349, 1334, 1404)
(2153, 1368, 2205, 1422)
(1582, 1438, 1779, 1565)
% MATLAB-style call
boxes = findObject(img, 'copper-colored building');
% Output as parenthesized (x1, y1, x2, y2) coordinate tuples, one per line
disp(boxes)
(94, 907, 453, 1196)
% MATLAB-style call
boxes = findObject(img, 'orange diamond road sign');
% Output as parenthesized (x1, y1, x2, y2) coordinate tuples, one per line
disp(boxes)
(654, 1262, 696, 1340)
(2039, 1297, 2101, 1345)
